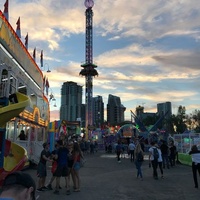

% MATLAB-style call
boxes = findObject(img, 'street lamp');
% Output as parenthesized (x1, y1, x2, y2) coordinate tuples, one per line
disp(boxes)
(44, 63, 51, 73)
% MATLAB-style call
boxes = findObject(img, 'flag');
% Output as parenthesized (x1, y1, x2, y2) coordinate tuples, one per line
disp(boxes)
(45, 78, 49, 96)
(40, 50, 43, 67)
(16, 17, 21, 38)
(43, 75, 46, 92)
(25, 33, 28, 49)
(3, 0, 9, 21)
(33, 48, 36, 61)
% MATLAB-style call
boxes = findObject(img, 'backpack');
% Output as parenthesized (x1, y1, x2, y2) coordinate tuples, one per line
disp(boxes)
(137, 151, 144, 162)
(153, 148, 159, 160)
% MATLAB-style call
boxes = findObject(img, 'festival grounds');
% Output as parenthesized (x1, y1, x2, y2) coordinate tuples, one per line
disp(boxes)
(26, 151, 200, 200)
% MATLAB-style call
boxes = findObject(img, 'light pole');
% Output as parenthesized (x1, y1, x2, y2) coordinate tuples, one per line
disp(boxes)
(98, 112, 100, 128)
(43, 63, 51, 73)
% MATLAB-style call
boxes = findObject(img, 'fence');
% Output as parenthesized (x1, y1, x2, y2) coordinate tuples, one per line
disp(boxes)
(173, 133, 200, 153)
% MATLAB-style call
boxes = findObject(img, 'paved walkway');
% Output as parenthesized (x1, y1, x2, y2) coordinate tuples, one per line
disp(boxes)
(26, 151, 200, 200)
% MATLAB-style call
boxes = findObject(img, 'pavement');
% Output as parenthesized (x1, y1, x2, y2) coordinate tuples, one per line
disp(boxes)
(25, 151, 200, 200)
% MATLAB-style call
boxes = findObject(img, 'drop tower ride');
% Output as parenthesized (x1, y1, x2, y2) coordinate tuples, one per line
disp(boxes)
(79, 0, 98, 139)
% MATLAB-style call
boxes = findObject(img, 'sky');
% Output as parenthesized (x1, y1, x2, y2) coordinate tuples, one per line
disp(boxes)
(1, 0, 200, 122)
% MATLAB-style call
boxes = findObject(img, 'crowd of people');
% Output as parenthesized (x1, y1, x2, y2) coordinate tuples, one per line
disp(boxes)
(113, 139, 179, 180)
(1, 136, 200, 199)
(113, 138, 200, 188)
(36, 135, 85, 195)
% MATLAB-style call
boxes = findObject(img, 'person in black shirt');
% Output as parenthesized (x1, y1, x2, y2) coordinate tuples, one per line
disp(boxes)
(169, 142, 177, 167)
(189, 145, 200, 188)
(17, 130, 26, 140)
(37, 142, 51, 192)
(53, 140, 69, 195)
(160, 141, 169, 169)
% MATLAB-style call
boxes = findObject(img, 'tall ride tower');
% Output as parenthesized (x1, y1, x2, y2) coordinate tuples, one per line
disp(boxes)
(79, 0, 98, 139)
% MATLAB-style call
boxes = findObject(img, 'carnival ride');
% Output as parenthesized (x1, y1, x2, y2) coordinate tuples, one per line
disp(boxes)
(79, 0, 98, 140)
(0, 92, 30, 185)
(0, 92, 30, 126)
(0, 5, 50, 185)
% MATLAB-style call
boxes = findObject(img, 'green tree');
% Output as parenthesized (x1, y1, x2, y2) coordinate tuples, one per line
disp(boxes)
(185, 109, 200, 132)
(174, 106, 187, 133)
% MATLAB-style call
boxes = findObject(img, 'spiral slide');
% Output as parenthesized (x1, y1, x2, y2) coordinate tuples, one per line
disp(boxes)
(0, 92, 30, 127)
(0, 92, 30, 184)
(0, 140, 28, 184)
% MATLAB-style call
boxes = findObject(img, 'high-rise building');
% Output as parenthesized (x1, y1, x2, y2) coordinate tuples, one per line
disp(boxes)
(157, 102, 172, 119)
(60, 81, 82, 121)
(136, 105, 156, 120)
(93, 96, 104, 128)
(107, 94, 126, 125)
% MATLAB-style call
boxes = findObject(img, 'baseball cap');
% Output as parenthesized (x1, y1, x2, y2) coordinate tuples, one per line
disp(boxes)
(3, 171, 36, 200)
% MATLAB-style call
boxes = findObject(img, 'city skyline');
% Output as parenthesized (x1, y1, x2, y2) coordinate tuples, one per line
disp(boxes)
(1, 0, 200, 121)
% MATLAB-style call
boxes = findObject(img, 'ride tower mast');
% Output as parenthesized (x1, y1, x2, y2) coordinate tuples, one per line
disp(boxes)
(79, 0, 98, 140)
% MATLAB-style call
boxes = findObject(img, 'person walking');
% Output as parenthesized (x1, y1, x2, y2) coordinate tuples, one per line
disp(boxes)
(160, 140, 170, 169)
(189, 145, 200, 188)
(116, 141, 122, 163)
(134, 143, 144, 180)
(169, 142, 177, 167)
(128, 141, 136, 162)
(157, 145, 164, 179)
(149, 141, 159, 180)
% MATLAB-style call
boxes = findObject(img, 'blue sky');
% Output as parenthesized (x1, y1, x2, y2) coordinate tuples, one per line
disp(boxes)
(1, 0, 200, 121)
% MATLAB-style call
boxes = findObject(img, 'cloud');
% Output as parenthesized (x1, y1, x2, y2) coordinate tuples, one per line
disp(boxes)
(2, 0, 200, 122)
(50, 110, 60, 121)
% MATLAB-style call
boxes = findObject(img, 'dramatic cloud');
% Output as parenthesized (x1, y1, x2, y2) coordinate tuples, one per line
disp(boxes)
(1, 0, 200, 121)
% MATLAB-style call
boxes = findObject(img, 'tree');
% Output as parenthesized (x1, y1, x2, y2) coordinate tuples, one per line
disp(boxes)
(173, 106, 187, 133)
(185, 109, 200, 132)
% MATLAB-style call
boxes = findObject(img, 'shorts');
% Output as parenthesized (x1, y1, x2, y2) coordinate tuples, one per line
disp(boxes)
(74, 162, 81, 171)
(54, 165, 68, 177)
(37, 162, 47, 178)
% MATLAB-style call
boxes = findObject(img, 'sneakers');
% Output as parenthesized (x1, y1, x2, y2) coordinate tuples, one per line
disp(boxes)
(36, 188, 45, 192)
(47, 184, 53, 190)
(54, 190, 59, 195)
(66, 190, 71, 195)
(74, 188, 80, 192)
(42, 186, 49, 191)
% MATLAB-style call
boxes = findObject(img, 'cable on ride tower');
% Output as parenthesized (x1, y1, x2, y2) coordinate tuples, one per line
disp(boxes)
(79, 0, 98, 140)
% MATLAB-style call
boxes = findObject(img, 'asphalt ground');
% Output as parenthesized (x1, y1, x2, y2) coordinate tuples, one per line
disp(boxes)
(25, 151, 200, 200)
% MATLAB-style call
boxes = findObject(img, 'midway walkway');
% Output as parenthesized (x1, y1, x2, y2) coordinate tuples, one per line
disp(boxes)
(26, 151, 199, 200)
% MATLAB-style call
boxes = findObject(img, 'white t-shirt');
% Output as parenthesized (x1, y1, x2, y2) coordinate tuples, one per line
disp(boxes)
(191, 153, 200, 163)
(149, 146, 160, 161)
